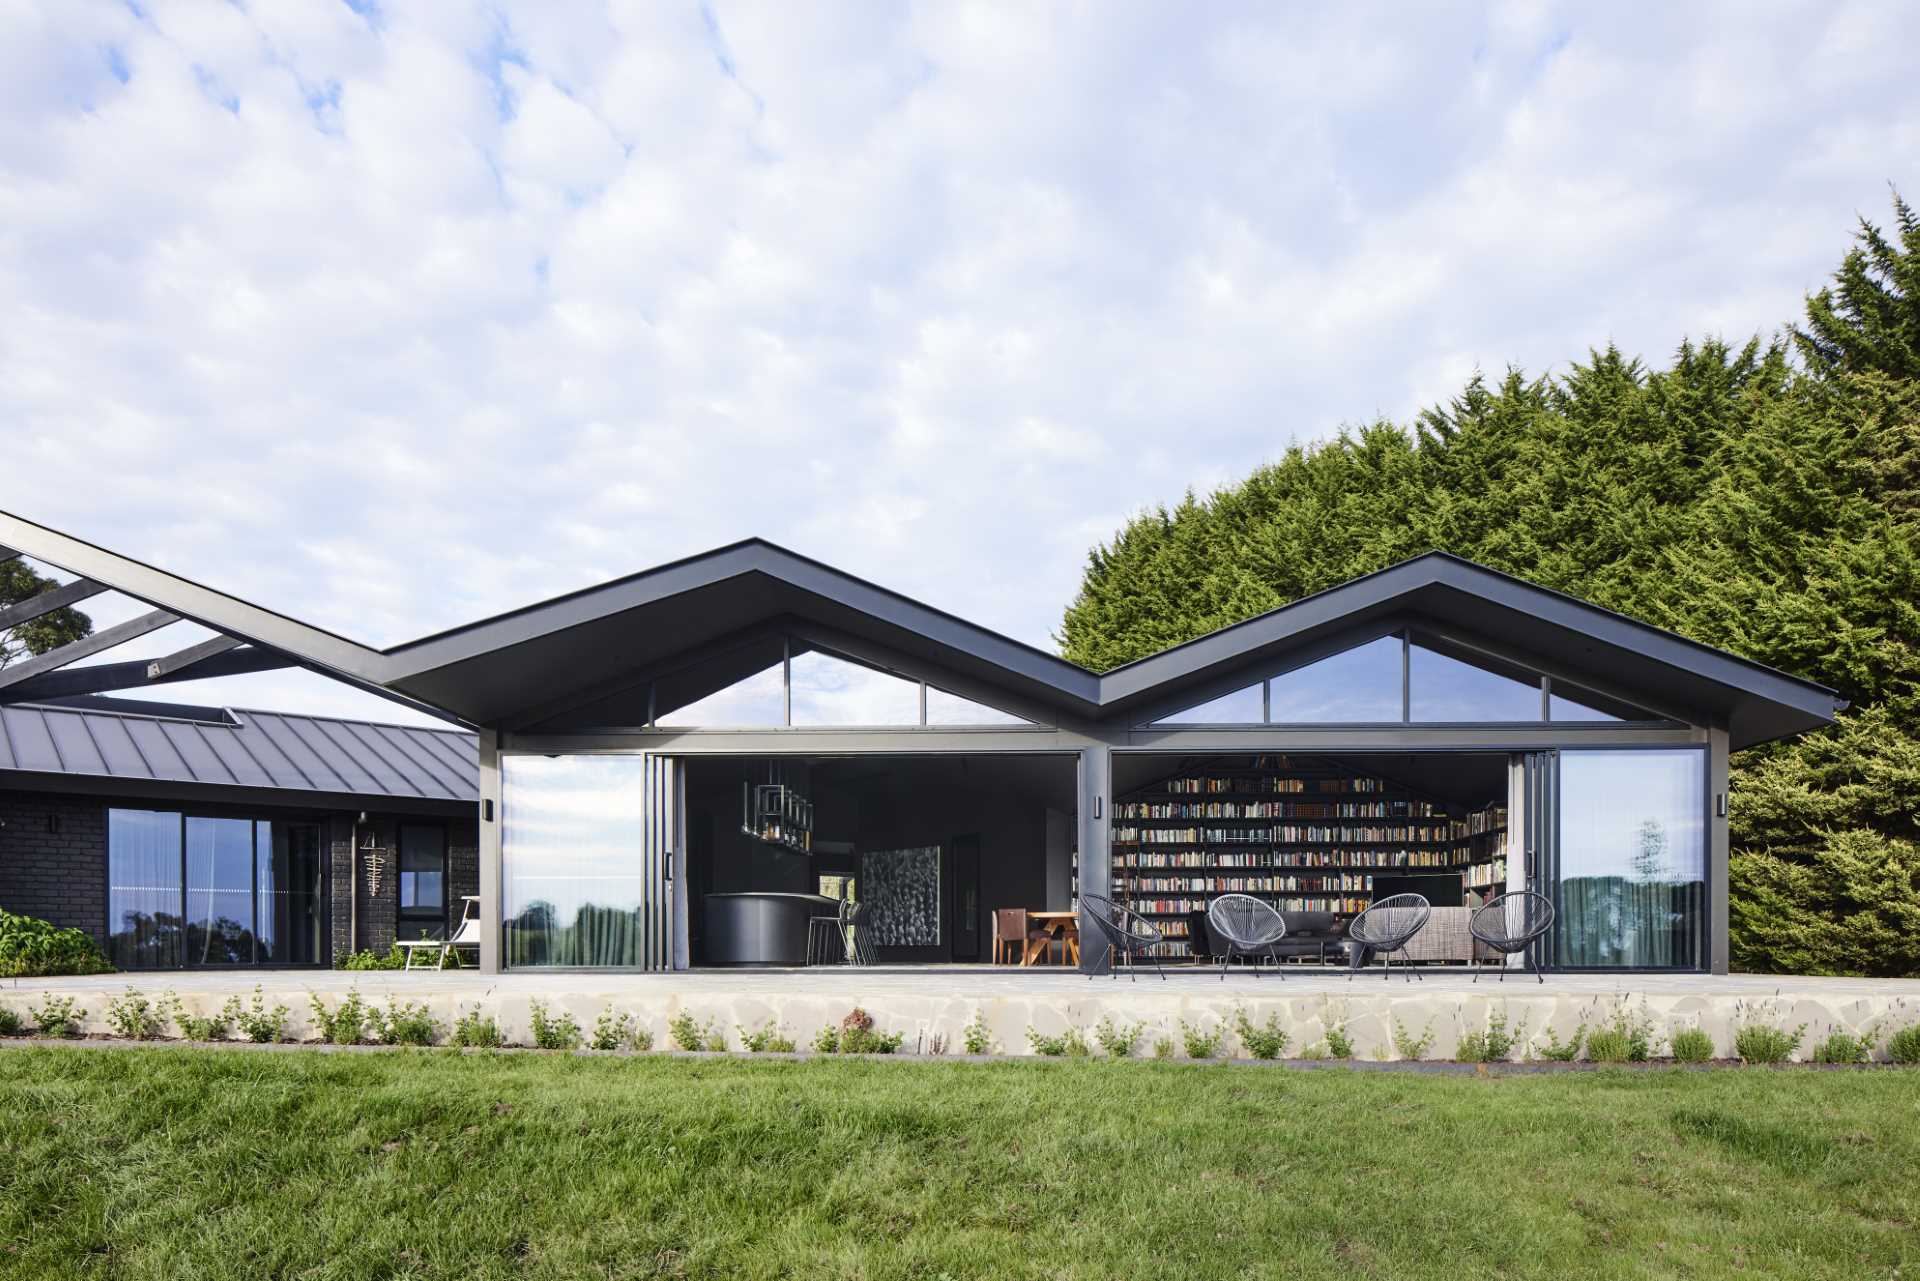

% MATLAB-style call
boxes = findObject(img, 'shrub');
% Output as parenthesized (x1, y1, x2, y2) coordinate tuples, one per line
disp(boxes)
(1026, 1025, 1091, 1057)
(1180, 1019, 1223, 1060)
(309, 989, 370, 1046)
(232, 987, 290, 1043)
(1323, 1024, 1354, 1060)
(1232, 1008, 1289, 1060)
(0, 1004, 23, 1036)
(105, 988, 166, 1041)
(669, 1010, 721, 1052)
(1388, 1017, 1434, 1061)
(811, 1025, 840, 1053)
(1151, 1036, 1176, 1059)
(837, 1007, 900, 1054)
(336, 945, 407, 971)
(527, 999, 582, 1051)
(1669, 1026, 1715, 1064)
(1532, 1023, 1585, 1062)
(738, 1020, 796, 1053)
(450, 1006, 503, 1049)
(1455, 1008, 1526, 1063)
(961, 1008, 993, 1055)
(0, 909, 112, 978)
(1297, 1041, 1329, 1061)
(1888, 1023, 1920, 1064)
(592, 1007, 646, 1051)
(377, 1001, 440, 1047)
(1092, 1016, 1142, 1058)
(1585, 1004, 1655, 1064)
(1810, 1028, 1874, 1064)
(30, 994, 83, 1038)
(1733, 1020, 1806, 1065)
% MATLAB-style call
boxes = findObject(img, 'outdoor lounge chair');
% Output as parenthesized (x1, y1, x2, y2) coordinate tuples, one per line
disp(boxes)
(1468, 890, 1555, 983)
(1206, 893, 1288, 980)
(398, 895, 482, 971)
(1081, 893, 1165, 981)
(1346, 893, 1431, 983)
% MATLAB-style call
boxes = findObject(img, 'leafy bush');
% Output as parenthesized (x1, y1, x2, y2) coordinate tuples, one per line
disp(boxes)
(377, 1001, 440, 1046)
(835, 1007, 901, 1054)
(1810, 1028, 1874, 1064)
(30, 994, 83, 1038)
(1180, 1019, 1223, 1060)
(962, 1008, 993, 1055)
(0, 909, 112, 978)
(1297, 1041, 1329, 1060)
(309, 989, 370, 1045)
(450, 1006, 503, 1048)
(592, 1007, 650, 1051)
(1532, 1023, 1585, 1062)
(1232, 1008, 1289, 1059)
(0, 1004, 23, 1036)
(1585, 1004, 1655, 1064)
(1092, 1016, 1141, 1058)
(1323, 1023, 1354, 1060)
(1151, 1036, 1176, 1059)
(669, 1010, 721, 1052)
(811, 1025, 840, 1053)
(1026, 1025, 1090, 1057)
(738, 1020, 796, 1053)
(1455, 1008, 1526, 1063)
(232, 987, 290, 1043)
(527, 999, 582, 1050)
(105, 988, 166, 1041)
(1733, 1020, 1806, 1065)
(1388, 1017, 1434, 1062)
(1669, 1027, 1715, 1064)
(336, 944, 408, 971)
(1888, 1023, 1920, 1064)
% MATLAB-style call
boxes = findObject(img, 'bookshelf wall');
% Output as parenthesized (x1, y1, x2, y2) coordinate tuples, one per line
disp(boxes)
(1112, 755, 1507, 959)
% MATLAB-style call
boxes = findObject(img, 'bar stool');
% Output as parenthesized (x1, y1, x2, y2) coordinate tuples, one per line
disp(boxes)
(807, 898, 848, 966)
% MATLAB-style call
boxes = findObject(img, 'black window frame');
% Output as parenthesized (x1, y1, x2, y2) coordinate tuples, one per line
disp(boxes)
(396, 820, 450, 937)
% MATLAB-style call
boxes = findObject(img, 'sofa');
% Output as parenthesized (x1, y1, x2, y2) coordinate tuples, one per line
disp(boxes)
(1187, 908, 1347, 965)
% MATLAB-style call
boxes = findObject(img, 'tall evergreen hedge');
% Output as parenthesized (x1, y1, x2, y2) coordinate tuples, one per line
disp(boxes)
(1060, 193, 1920, 977)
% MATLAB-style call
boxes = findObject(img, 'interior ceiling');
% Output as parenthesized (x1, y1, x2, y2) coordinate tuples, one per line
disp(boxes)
(1112, 751, 1509, 810)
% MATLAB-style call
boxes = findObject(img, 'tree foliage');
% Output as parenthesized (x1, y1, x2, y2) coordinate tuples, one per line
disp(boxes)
(1060, 191, 1920, 976)
(0, 559, 92, 669)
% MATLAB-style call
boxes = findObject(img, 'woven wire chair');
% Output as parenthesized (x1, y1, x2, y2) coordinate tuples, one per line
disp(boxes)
(1080, 894, 1165, 981)
(1346, 893, 1431, 983)
(1469, 890, 1555, 983)
(1206, 893, 1288, 981)
(843, 898, 877, 966)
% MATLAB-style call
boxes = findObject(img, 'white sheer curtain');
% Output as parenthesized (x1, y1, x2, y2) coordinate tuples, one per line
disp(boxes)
(107, 809, 182, 969)
(502, 755, 647, 967)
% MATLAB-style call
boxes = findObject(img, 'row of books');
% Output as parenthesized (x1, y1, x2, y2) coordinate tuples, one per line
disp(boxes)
(1129, 894, 1372, 916)
(1164, 776, 1385, 795)
(1465, 805, 1509, 836)
(1117, 799, 1446, 820)
(1113, 848, 1472, 870)
(1465, 858, 1510, 889)
(1128, 873, 1375, 894)
(1112, 824, 1448, 845)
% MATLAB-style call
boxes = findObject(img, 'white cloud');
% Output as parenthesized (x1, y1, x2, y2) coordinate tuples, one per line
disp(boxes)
(1, 0, 1915, 729)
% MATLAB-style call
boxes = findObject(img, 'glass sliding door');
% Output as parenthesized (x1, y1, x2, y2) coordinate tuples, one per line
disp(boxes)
(107, 808, 184, 969)
(186, 816, 257, 965)
(257, 822, 322, 964)
(502, 754, 650, 967)
(1554, 748, 1706, 969)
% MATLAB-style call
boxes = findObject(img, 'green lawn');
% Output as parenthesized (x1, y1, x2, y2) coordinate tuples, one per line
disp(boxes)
(0, 1049, 1914, 1280)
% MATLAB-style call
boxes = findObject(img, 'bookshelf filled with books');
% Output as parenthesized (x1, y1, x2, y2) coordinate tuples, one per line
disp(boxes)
(1111, 756, 1507, 960)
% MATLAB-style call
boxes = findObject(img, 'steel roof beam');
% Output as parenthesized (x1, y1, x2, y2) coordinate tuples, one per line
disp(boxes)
(0, 609, 180, 691)
(0, 643, 291, 703)
(0, 577, 108, 629)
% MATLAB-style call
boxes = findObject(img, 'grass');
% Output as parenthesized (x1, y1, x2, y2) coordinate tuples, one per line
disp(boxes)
(0, 1049, 1915, 1279)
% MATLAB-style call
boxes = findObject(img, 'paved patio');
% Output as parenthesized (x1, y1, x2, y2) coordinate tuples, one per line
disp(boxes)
(10, 966, 1918, 1059)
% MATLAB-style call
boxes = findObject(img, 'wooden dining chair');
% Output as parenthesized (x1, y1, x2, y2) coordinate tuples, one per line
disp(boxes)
(992, 909, 1028, 965)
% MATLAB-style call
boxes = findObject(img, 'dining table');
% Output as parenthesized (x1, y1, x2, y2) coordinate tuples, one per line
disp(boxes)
(1021, 909, 1081, 966)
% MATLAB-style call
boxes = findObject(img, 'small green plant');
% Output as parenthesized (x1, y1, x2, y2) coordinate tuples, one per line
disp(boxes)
(450, 1005, 504, 1048)
(377, 1000, 440, 1046)
(105, 987, 166, 1040)
(1669, 1026, 1715, 1064)
(1733, 1019, 1806, 1065)
(738, 1019, 797, 1053)
(171, 995, 238, 1042)
(1455, 1008, 1527, 1063)
(1810, 1027, 1873, 1064)
(1532, 1022, 1585, 1062)
(668, 1009, 717, 1052)
(1026, 1025, 1091, 1057)
(1297, 1041, 1329, 1061)
(1232, 1008, 1289, 1060)
(232, 987, 290, 1043)
(0, 908, 112, 977)
(1180, 1018, 1224, 1060)
(30, 993, 83, 1038)
(1585, 1004, 1655, 1063)
(1092, 1015, 1142, 1058)
(336, 944, 408, 971)
(961, 1008, 993, 1055)
(527, 999, 582, 1050)
(1151, 1035, 1176, 1059)
(0, 1004, 23, 1036)
(590, 1007, 641, 1051)
(1388, 1016, 1434, 1061)
(811, 1025, 841, 1053)
(309, 989, 370, 1045)
(1323, 1024, 1354, 1059)
(835, 1007, 901, 1054)
(1888, 1023, 1920, 1064)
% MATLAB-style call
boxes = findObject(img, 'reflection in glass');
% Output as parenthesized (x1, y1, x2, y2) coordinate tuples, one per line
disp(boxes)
(925, 686, 1033, 726)
(1152, 683, 1263, 725)
(1556, 749, 1705, 968)
(789, 649, 922, 726)
(503, 755, 646, 967)
(258, 822, 321, 964)
(1268, 635, 1404, 722)
(656, 659, 786, 726)
(1548, 680, 1649, 722)
(398, 824, 446, 939)
(187, 816, 256, 965)
(1409, 642, 1541, 721)
(108, 808, 183, 969)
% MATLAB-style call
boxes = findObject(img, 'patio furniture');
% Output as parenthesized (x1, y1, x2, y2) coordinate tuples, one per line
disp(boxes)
(1185, 909, 1220, 965)
(1206, 893, 1288, 980)
(398, 895, 481, 971)
(992, 908, 1031, 965)
(807, 898, 848, 966)
(1469, 890, 1556, 983)
(1346, 893, 1431, 983)
(1273, 911, 1345, 965)
(843, 898, 876, 965)
(1023, 910, 1080, 966)
(1080, 894, 1165, 981)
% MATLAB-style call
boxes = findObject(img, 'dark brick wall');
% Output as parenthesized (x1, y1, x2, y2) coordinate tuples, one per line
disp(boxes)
(327, 816, 481, 956)
(0, 792, 108, 941)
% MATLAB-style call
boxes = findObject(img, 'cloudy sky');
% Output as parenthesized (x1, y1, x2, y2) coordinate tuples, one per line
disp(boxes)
(2, 1, 1915, 726)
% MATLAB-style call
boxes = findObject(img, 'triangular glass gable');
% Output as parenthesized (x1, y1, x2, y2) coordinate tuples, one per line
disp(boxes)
(1549, 680, 1655, 722)
(925, 686, 1035, 726)
(1151, 683, 1264, 725)
(789, 649, 922, 727)
(654, 659, 785, 727)
(1267, 635, 1404, 722)
(1409, 641, 1541, 721)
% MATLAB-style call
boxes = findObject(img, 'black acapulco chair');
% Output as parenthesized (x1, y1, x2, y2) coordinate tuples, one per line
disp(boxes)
(1469, 890, 1555, 983)
(1346, 893, 1432, 983)
(1206, 893, 1288, 980)
(1080, 894, 1166, 981)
